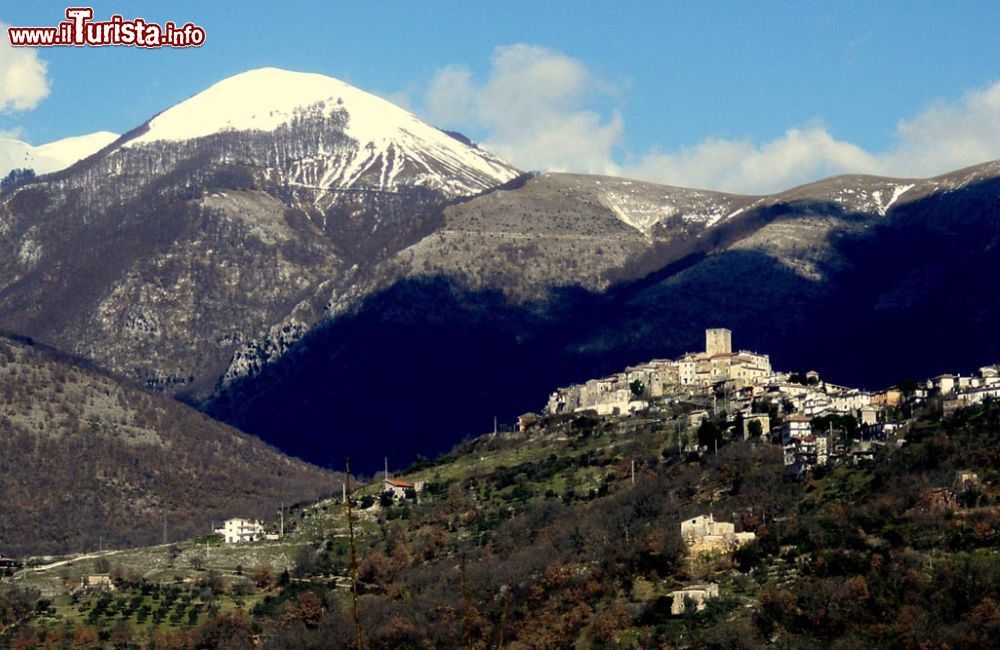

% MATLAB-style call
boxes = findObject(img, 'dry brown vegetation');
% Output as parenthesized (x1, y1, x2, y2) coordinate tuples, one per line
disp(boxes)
(0, 335, 335, 556)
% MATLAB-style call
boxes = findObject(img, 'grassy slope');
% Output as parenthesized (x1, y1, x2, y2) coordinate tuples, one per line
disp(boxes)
(3, 401, 998, 648)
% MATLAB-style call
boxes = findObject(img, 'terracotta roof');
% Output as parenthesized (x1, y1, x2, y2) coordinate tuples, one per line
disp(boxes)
(786, 415, 811, 423)
(384, 478, 414, 488)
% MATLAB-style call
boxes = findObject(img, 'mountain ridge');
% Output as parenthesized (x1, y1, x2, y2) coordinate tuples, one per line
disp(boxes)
(0, 131, 119, 178)
(0, 67, 998, 471)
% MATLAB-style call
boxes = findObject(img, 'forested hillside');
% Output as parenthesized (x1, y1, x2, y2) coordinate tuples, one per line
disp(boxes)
(0, 334, 336, 556)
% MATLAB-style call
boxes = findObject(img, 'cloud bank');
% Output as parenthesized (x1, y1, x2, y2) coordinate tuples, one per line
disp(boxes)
(424, 45, 1000, 194)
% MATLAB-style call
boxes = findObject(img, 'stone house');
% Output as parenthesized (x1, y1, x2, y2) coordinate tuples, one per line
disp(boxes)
(669, 583, 719, 614)
(872, 389, 902, 407)
(740, 413, 770, 438)
(687, 409, 710, 429)
(80, 575, 115, 591)
(384, 478, 424, 499)
(517, 413, 541, 432)
(859, 406, 879, 426)
(680, 514, 755, 555)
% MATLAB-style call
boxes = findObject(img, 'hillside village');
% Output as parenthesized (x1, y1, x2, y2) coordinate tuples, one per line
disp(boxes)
(1, 336, 996, 647)
(544, 328, 1000, 476)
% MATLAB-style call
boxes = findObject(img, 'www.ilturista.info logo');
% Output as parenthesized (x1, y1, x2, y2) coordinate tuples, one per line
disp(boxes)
(7, 7, 205, 48)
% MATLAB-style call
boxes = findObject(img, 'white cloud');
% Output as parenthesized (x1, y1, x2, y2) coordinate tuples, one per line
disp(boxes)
(623, 126, 878, 195)
(425, 66, 475, 126)
(423, 45, 1000, 194)
(424, 44, 622, 175)
(882, 81, 1000, 177)
(0, 23, 50, 111)
(628, 83, 1000, 193)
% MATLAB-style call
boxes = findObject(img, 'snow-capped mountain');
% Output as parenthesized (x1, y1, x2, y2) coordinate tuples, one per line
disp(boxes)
(117, 67, 518, 198)
(0, 131, 118, 177)
(0, 67, 522, 399)
(1, 65, 998, 471)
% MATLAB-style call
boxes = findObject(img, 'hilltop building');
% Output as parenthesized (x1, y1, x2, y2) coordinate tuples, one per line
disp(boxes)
(546, 328, 771, 415)
(384, 477, 424, 499)
(540, 328, 997, 479)
(705, 328, 732, 356)
(680, 513, 755, 555)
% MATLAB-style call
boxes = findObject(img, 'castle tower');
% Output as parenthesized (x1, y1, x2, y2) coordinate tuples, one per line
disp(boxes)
(705, 328, 732, 356)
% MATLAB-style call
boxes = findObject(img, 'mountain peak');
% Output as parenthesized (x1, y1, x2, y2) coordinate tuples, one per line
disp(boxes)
(120, 66, 518, 195)
(126, 66, 403, 146)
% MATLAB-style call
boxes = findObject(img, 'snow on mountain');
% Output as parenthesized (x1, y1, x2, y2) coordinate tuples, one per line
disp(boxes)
(534, 173, 752, 235)
(121, 67, 518, 196)
(0, 131, 118, 178)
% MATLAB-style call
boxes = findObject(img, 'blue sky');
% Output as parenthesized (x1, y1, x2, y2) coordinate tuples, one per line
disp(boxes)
(2, 1, 999, 193)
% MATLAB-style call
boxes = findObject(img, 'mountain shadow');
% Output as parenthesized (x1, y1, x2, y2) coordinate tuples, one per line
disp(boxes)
(204, 250, 820, 473)
(206, 177, 1000, 473)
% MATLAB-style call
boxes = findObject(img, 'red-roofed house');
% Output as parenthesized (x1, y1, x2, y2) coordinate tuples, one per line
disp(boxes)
(384, 477, 423, 499)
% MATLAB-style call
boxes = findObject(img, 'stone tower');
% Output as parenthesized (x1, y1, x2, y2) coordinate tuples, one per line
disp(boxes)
(705, 328, 732, 356)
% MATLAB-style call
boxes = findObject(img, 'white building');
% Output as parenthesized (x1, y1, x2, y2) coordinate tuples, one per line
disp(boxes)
(383, 477, 425, 499)
(783, 434, 830, 473)
(782, 415, 812, 441)
(859, 406, 879, 426)
(216, 518, 264, 544)
(827, 390, 872, 414)
(675, 356, 697, 386)
(934, 374, 957, 395)
(956, 385, 1000, 406)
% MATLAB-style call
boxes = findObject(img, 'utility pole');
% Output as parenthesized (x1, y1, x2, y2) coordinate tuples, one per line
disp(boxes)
(345, 459, 364, 650)
(384, 456, 389, 482)
(494, 416, 498, 436)
(342, 479, 347, 504)
(279, 502, 284, 538)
